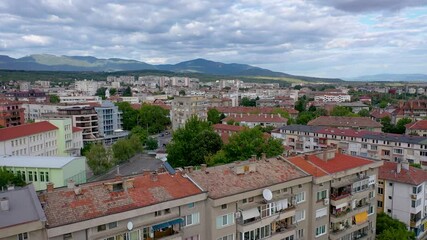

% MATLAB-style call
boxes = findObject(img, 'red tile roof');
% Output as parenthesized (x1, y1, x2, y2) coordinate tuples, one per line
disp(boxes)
(370, 109, 391, 119)
(72, 127, 83, 132)
(40, 171, 203, 227)
(213, 124, 245, 132)
(0, 121, 58, 141)
(308, 116, 382, 128)
(317, 128, 369, 138)
(222, 113, 287, 123)
(379, 161, 427, 185)
(213, 106, 298, 115)
(131, 103, 141, 110)
(287, 152, 376, 177)
(406, 120, 427, 130)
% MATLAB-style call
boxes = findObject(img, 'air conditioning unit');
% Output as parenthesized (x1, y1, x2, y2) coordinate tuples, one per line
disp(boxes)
(324, 198, 330, 205)
(235, 211, 241, 219)
(411, 194, 417, 199)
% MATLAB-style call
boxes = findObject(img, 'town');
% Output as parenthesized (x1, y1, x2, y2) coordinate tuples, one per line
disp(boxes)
(1, 75, 427, 240)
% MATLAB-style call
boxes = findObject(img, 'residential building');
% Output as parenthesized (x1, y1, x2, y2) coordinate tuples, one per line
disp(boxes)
(337, 102, 370, 114)
(378, 161, 427, 238)
(72, 127, 84, 156)
(5, 89, 47, 102)
(0, 121, 59, 156)
(308, 116, 383, 132)
(0, 155, 86, 191)
(272, 125, 427, 167)
(75, 80, 102, 96)
(221, 113, 287, 128)
(39, 168, 207, 240)
(171, 96, 208, 130)
(0, 100, 25, 127)
(189, 156, 312, 240)
(286, 149, 382, 240)
(393, 100, 427, 122)
(214, 106, 299, 119)
(406, 120, 427, 136)
(21, 102, 90, 121)
(95, 101, 129, 145)
(314, 93, 351, 103)
(213, 124, 245, 143)
(0, 185, 47, 240)
(59, 96, 102, 104)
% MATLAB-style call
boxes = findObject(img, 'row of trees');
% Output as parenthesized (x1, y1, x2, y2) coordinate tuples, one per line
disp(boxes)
(116, 102, 170, 133)
(166, 117, 284, 168)
(376, 212, 415, 239)
(381, 116, 412, 134)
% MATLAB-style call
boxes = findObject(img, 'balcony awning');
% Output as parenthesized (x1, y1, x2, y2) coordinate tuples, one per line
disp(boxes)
(354, 211, 368, 224)
(152, 218, 183, 231)
(335, 202, 348, 210)
(241, 207, 260, 220)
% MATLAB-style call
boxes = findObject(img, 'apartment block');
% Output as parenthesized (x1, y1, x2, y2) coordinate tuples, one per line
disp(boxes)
(273, 125, 427, 168)
(59, 96, 102, 104)
(378, 161, 427, 239)
(0, 121, 59, 156)
(221, 113, 287, 128)
(188, 156, 312, 240)
(94, 101, 129, 145)
(171, 96, 208, 130)
(286, 149, 382, 240)
(314, 93, 351, 103)
(308, 116, 382, 132)
(0, 100, 25, 127)
(406, 120, 427, 136)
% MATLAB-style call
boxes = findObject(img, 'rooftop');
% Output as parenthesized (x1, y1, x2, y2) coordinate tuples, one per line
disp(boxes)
(379, 161, 427, 185)
(213, 124, 245, 132)
(0, 185, 46, 229)
(222, 113, 287, 123)
(0, 121, 58, 141)
(40, 171, 203, 227)
(308, 116, 382, 128)
(188, 157, 308, 199)
(0, 156, 83, 169)
(406, 120, 427, 130)
(72, 126, 83, 132)
(214, 106, 298, 114)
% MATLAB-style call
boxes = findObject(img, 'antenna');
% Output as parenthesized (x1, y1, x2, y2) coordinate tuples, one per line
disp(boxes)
(262, 189, 273, 201)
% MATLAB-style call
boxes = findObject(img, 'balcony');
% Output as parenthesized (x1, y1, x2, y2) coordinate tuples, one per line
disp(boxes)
(270, 224, 296, 240)
(237, 205, 295, 233)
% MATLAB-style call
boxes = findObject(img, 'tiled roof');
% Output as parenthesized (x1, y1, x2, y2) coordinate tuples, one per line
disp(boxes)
(287, 152, 376, 177)
(222, 114, 287, 123)
(40, 171, 203, 227)
(406, 120, 427, 130)
(188, 158, 308, 199)
(317, 128, 369, 138)
(0, 121, 58, 141)
(213, 124, 245, 132)
(308, 116, 382, 128)
(72, 127, 83, 132)
(379, 161, 427, 185)
(370, 109, 391, 119)
(214, 106, 298, 114)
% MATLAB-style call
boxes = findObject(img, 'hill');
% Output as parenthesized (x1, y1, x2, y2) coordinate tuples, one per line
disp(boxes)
(350, 74, 427, 82)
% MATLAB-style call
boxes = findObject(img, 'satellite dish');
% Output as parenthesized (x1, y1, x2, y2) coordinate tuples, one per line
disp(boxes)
(127, 221, 133, 231)
(262, 189, 273, 201)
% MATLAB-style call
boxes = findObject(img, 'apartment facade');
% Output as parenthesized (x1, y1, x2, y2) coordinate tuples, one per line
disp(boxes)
(307, 116, 383, 132)
(0, 121, 59, 156)
(59, 96, 102, 104)
(94, 101, 129, 145)
(314, 93, 351, 103)
(221, 113, 287, 128)
(406, 120, 427, 136)
(171, 96, 208, 130)
(272, 125, 427, 168)
(378, 161, 427, 239)
(0, 100, 25, 127)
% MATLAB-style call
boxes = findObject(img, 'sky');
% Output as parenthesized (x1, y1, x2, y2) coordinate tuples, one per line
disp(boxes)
(0, 0, 426, 78)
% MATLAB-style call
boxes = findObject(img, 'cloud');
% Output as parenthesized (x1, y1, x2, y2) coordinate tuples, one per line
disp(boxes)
(316, 0, 427, 13)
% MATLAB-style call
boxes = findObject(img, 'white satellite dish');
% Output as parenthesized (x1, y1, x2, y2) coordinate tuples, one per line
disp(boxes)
(127, 221, 133, 231)
(262, 189, 273, 201)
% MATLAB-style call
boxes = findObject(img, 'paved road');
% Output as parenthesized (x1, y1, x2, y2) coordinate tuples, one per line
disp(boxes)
(89, 153, 164, 182)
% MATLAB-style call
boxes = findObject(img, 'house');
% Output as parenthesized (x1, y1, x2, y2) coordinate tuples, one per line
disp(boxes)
(393, 100, 427, 122)
(405, 120, 427, 136)
(0, 185, 47, 239)
(0, 100, 25, 127)
(213, 124, 246, 143)
(221, 113, 287, 128)
(308, 116, 383, 132)
(378, 161, 427, 238)
(0, 155, 87, 191)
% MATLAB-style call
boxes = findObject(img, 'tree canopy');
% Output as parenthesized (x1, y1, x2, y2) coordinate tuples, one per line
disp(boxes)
(376, 213, 415, 240)
(138, 104, 170, 134)
(49, 94, 60, 103)
(0, 167, 25, 189)
(240, 97, 257, 107)
(207, 108, 223, 124)
(85, 143, 113, 175)
(116, 102, 138, 130)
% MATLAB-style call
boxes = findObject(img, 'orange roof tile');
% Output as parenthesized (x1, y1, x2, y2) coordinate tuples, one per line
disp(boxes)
(379, 161, 427, 185)
(308, 116, 382, 128)
(406, 120, 427, 130)
(222, 114, 287, 123)
(213, 124, 245, 132)
(0, 121, 58, 141)
(72, 127, 83, 132)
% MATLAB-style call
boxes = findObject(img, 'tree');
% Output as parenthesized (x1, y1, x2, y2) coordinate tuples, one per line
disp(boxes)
(379, 101, 388, 108)
(109, 88, 117, 96)
(49, 94, 60, 103)
(207, 108, 223, 124)
(167, 116, 222, 167)
(272, 108, 290, 119)
(330, 106, 352, 116)
(138, 104, 170, 134)
(296, 111, 316, 125)
(131, 126, 148, 144)
(358, 109, 370, 117)
(240, 97, 256, 107)
(0, 167, 25, 189)
(376, 213, 415, 240)
(381, 116, 394, 133)
(293, 85, 302, 90)
(112, 139, 136, 164)
(395, 118, 412, 134)
(123, 86, 132, 96)
(85, 144, 113, 175)
(179, 90, 186, 96)
(95, 87, 107, 99)
(295, 96, 307, 112)
(116, 102, 138, 130)
(146, 137, 158, 150)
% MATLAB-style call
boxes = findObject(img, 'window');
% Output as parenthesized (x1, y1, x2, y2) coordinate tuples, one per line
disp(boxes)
(63, 233, 72, 240)
(217, 234, 234, 240)
(297, 229, 304, 239)
(394, 148, 403, 154)
(315, 207, 327, 218)
(112, 183, 123, 192)
(413, 185, 422, 194)
(182, 212, 200, 227)
(242, 198, 247, 204)
(17, 233, 28, 240)
(248, 197, 254, 202)
(387, 209, 391, 213)
(295, 210, 305, 222)
(295, 191, 305, 204)
(165, 208, 171, 214)
(351, 151, 357, 156)
(377, 201, 383, 208)
(388, 196, 392, 200)
(315, 225, 327, 237)
(421, 151, 427, 157)
(98, 224, 107, 231)
(188, 202, 195, 208)
(216, 213, 234, 229)
(284, 236, 294, 240)
(155, 211, 162, 217)
(368, 205, 374, 215)
(221, 204, 227, 209)
(389, 183, 393, 186)
(362, 144, 367, 149)
(45, 172, 49, 182)
(369, 191, 375, 199)
(316, 189, 328, 201)
(412, 199, 422, 208)
(108, 222, 117, 229)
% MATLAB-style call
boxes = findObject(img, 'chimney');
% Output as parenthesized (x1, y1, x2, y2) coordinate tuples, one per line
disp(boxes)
(46, 182, 54, 193)
(252, 154, 257, 161)
(397, 162, 402, 173)
(188, 166, 194, 173)
(402, 160, 410, 170)
(304, 154, 308, 160)
(0, 197, 9, 211)
(67, 179, 75, 189)
(201, 164, 207, 171)
(262, 153, 266, 161)
(115, 165, 122, 180)
(151, 172, 158, 182)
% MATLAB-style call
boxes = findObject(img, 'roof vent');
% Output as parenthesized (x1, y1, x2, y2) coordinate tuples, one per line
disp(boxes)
(0, 197, 9, 211)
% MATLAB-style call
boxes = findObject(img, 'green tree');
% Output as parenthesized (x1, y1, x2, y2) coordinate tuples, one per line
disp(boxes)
(128, 134, 143, 153)
(131, 126, 148, 144)
(85, 144, 113, 175)
(376, 213, 415, 240)
(138, 104, 170, 134)
(272, 108, 290, 119)
(358, 109, 370, 117)
(95, 87, 107, 99)
(167, 116, 222, 167)
(381, 116, 394, 133)
(295, 96, 307, 112)
(330, 106, 352, 116)
(109, 88, 117, 96)
(49, 94, 60, 103)
(146, 137, 158, 150)
(395, 118, 412, 134)
(116, 102, 138, 130)
(379, 100, 388, 108)
(112, 139, 136, 164)
(0, 167, 25, 189)
(207, 108, 223, 124)
(296, 111, 316, 125)
(123, 86, 132, 96)
(240, 97, 256, 107)
(179, 90, 186, 96)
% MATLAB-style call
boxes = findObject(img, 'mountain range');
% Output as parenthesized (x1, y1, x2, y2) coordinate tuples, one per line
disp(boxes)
(349, 74, 427, 82)
(0, 54, 342, 83)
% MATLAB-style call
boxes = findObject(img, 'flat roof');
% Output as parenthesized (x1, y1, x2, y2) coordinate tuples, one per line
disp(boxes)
(0, 156, 83, 169)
